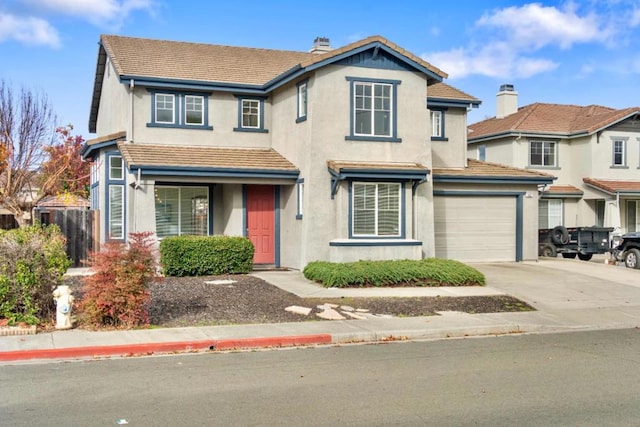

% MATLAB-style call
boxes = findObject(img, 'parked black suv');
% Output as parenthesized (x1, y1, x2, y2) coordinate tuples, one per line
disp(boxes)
(611, 232, 640, 269)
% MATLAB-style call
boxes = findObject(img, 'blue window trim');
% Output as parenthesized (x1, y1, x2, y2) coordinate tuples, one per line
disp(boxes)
(296, 80, 308, 123)
(528, 140, 558, 168)
(429, 107, 448, 141)
(345, 76, 401, 142)
(348, 181, 406, 239)
(234, 95, 268, 133)
(105, 152, 126, 242)
(329, 240, 421, 247)
(296, 178, 304, 220)
(146, 89, 213, 130)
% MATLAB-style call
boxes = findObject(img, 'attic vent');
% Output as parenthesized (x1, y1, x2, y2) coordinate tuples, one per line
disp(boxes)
(499, 84, 515, 92)
(309, 37, 332, 54)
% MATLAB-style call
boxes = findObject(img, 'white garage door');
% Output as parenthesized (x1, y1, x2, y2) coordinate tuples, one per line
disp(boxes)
(434, 196, 516, 262)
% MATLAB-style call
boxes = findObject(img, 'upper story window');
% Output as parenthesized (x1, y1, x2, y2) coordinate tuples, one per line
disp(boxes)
(296, 80, 308, 123)
(429, 108, 448, 141)
(477, 145, 486, 161)
(529, 140, 556, 167)
(612, 138, 627, 167)
(234, 96, 268, 133)
(346, 77, 401, 142)
(109, 155, 123, 180)
(147, 90, 212, 130)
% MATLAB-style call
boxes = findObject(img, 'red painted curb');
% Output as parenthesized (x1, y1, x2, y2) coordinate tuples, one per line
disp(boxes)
(0, 334, 333, 362)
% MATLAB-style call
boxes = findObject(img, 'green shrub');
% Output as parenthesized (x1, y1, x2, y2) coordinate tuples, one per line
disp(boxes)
(78, 232, 159, 329)
(160, 235, 254, 276)
(0, 224, 71, 325)
(303, 258, 485, 288)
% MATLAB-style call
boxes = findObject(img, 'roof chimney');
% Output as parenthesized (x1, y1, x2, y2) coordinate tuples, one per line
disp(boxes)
(496, 84, 518, 119)
(309, 36, 332, 54)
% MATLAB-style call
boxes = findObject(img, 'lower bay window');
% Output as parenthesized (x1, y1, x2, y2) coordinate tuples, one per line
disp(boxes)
(154, 186, 209, 238)
(351, 182, 401, 237)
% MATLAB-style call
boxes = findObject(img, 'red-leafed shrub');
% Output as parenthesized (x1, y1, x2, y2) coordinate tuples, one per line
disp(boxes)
(78, 232, 159, 329)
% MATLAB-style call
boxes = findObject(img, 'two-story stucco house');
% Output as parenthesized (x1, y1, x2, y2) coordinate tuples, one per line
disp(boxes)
(468, 84, 640, 237)
(82, 35, 553, 268)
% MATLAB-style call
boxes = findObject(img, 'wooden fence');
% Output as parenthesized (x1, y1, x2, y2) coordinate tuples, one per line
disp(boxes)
(48, 210, 99, 268)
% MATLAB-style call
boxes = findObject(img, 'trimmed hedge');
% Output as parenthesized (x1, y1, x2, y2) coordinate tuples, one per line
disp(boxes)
(160, 235, 254, 276)
(303, 258, 485, 288)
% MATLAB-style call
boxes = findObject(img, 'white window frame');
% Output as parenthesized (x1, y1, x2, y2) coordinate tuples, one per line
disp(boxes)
(353, 82, 392, 137)
(431, 110, 442, 137)
(184, 95, 204, 126)
(530, 141, 556, 167)
(109, 155, 123, 181)
(241, 99, 260, 129)
(613, 139, 626, 166)
(155, 93, 176, 124)
(539, 199, 563, 229)
(297, 82, 307, 120)
(108, 185, 124, 240)
(296, 179, 304, 220)
(154, 185, 209, 238)
(351, 182, 401, 237)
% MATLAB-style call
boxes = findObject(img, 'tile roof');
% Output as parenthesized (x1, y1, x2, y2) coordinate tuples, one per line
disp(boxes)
(428, 82, 480, 103)
(86, 130, 126, 146)
(37, 194, 90, 208)
(583, 178, 640, 194)
(100, 34, 447, 87)
(118, 143, 298, 172)
(432, 159, 555, 179)
(468, 103, 640, 141)
(327, 160, 428, 173)
(544, 185, 583, 195)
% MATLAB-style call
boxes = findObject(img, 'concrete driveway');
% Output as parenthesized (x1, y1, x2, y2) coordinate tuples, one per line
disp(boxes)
(470, 258, 640, 331)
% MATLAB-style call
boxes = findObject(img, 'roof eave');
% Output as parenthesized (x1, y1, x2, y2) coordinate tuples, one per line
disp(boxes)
(433, 175, 555, 185)
(129, 164, 299, 179)
(428, 97, 481, 109)
(88, 42, 108, 134)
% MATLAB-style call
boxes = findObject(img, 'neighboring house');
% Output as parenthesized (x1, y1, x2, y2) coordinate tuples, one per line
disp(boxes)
(82, 35, 553, 268)
(468, 84, 640, 236)
(34, 193, 90, 225)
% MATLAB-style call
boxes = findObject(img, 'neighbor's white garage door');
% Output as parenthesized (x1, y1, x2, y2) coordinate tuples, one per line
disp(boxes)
(434, 196, 516, 262)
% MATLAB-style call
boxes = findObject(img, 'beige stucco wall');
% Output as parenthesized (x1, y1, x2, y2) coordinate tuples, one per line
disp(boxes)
(269, 64, 434, 268)
(431, 107, 468, 168)
(95, 59, 129, 136)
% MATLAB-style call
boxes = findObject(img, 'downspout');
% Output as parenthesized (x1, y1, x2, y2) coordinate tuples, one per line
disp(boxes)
(129, 79, 136, 234)
(412, 178, 429, 240)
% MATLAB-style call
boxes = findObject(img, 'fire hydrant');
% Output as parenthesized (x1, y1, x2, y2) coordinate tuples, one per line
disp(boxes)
(53, 285, 74, 330)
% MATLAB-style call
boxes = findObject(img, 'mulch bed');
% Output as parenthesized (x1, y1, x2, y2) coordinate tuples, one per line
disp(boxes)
(63, 274, 534, 328)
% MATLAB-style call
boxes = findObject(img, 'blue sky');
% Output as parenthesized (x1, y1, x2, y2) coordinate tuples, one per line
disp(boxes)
(1, 0, 640, 138)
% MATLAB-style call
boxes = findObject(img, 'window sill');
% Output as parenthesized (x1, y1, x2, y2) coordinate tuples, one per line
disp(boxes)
(233, 127, 269, 133)
(345, 135, 402, 143)
(431, 137, 449, 142)
(296, 116, 307, 123)
(147, 123, 213, 130)
(610, 165, 629, 169)
(527, 165, 560, 170)
(330, 239, 421, 247)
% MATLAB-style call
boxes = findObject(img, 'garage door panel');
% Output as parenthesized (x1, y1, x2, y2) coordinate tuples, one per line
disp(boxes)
(434, 196, 516, 262)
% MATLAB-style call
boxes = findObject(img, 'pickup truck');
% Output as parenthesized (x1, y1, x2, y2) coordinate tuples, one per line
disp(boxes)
(539, 226, 613, 261)
(611, 232, 640, 269)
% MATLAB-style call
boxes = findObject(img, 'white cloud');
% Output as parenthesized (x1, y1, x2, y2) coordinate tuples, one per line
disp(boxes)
(477, 2, 609, 49)
(632, 8, 640, 26)
(425, 42, 557, 79)
(422, 2, 625, 80)
(0, 13, 60, 48)
(25, 0, 156, 28)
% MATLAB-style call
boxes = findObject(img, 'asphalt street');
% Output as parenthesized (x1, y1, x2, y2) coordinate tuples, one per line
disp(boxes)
(3, 328, 640, 426)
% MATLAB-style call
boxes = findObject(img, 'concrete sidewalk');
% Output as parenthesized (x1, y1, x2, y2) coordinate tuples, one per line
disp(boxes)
(2, 260, 640, 363)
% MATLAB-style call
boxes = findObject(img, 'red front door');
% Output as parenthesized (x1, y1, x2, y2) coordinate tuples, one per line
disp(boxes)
(246, 185, 275, 264)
